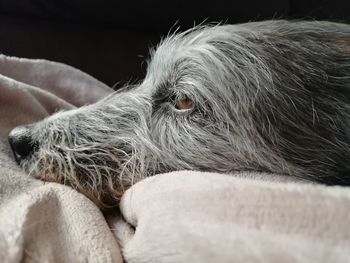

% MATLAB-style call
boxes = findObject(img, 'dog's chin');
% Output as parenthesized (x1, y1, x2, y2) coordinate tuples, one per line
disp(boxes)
(22, 159, 124, 209)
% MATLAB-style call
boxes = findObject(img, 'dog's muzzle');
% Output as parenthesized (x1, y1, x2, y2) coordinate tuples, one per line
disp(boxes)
(8, 125, 38, 164)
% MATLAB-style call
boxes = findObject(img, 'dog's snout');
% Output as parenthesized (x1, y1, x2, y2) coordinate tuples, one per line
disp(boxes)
(8, 126, 37, 164)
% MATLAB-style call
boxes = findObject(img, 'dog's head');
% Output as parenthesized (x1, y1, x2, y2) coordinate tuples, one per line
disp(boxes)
(8, 21, 350, 207)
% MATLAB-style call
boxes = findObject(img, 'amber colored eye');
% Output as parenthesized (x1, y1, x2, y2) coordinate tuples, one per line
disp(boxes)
(176, 97, 194, 110)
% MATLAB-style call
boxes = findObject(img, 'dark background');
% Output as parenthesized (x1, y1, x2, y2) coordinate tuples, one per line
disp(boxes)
(0, 0, 349, 87)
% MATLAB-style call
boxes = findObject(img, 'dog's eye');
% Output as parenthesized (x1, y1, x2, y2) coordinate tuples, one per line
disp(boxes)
(175, 96, 194, 111)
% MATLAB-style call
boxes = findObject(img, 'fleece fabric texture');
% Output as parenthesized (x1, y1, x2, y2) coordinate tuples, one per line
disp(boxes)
(112, 171, 350, 263)
(0, 55, 122, 263)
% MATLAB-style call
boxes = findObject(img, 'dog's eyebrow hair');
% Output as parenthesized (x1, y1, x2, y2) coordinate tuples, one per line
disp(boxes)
(151, 81, 178, 114)
(151, 82, 172, 102)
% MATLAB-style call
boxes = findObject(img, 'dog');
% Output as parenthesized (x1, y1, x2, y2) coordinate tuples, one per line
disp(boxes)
(8, 20, 350, 207)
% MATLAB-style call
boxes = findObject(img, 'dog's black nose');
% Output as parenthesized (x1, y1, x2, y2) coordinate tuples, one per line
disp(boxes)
(8, 126, 37, 164)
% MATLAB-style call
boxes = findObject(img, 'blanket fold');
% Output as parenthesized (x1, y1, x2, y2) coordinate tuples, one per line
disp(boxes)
(111, 171, 350, 263)
(0, 55, 122, 263)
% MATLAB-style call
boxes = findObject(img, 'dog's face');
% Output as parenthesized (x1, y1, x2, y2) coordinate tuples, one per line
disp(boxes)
(10, 25, 262, 207)
(9, 21, 350, 206)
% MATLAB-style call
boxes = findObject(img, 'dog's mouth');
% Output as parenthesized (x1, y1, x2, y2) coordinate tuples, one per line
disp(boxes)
(13, 145, 129, 208)
(44, 165, 124, 208)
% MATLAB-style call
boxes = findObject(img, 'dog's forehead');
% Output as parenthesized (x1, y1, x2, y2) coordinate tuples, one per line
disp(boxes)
(142, 24, 265, 96)
(143, 60, 181, 95)
(146, 27, 235, 83)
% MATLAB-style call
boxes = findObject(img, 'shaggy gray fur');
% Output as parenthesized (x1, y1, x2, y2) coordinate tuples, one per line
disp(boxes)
(9, 20, 350, 207)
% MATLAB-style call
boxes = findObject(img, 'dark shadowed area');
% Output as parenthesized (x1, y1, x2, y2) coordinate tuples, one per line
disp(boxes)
(0, 0, 349, 86)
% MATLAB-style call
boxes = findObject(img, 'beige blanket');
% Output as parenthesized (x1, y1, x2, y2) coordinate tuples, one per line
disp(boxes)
(0, 55, 122, 262)
(1, 55, 350, 263)
(112, 171, 350, 262)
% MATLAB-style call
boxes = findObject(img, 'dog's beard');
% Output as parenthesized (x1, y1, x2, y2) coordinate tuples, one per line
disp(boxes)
(20, 143, 146, 208)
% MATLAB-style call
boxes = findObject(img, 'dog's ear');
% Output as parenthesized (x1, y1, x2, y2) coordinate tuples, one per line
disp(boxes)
(220, 21, 350, 185)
